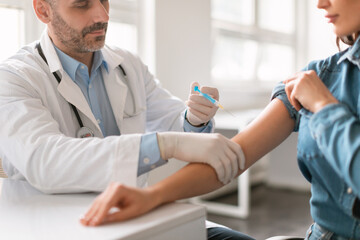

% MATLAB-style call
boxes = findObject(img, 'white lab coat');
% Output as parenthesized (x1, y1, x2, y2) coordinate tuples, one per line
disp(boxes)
(0, 31, 189, 193)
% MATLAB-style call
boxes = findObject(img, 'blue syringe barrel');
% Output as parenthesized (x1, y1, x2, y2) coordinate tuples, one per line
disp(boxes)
(194, 86, 224, 109)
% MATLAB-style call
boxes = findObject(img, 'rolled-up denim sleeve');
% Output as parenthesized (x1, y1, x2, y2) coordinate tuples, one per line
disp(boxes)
(270, 82, 300, 132)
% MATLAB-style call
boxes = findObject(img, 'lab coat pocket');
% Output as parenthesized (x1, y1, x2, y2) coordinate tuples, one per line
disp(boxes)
(123, 97, 146, 119)
(121, 108, 146, 134)
(122, 79, 147, 118)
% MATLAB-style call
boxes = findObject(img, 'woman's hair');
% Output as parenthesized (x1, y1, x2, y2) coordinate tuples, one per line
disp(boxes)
(336, 32, 360, 50)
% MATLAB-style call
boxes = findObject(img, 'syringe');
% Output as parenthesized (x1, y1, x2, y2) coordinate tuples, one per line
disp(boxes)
(194, 86, 238, 118)
(194, 86, 224, 109)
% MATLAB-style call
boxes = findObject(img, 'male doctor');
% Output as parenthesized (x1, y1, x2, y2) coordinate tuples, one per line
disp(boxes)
(0, 0, 243, 195)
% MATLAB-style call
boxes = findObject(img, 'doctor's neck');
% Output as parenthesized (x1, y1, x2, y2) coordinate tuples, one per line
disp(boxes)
(50, 35, 96, 74)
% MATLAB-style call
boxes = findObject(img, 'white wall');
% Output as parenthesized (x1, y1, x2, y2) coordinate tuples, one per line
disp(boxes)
(147, 0, 212, 183)
(153, 0, 212, 101)
(306, 0, 339, 62)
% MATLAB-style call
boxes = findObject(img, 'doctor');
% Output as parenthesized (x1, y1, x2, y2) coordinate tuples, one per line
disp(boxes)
(0, 0, 244, 194)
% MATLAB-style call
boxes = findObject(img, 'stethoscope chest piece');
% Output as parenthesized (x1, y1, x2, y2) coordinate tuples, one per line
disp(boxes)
(76, 127, 95, 138)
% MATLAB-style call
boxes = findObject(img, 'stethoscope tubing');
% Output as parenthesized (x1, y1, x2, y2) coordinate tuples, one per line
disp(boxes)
(35, 42, 130, 135)
(36, 43, 86, 128)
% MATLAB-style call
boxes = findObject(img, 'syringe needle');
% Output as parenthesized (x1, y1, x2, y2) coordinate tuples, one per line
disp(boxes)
(223, 108, 238, 119)
(194, 86, 238, 119)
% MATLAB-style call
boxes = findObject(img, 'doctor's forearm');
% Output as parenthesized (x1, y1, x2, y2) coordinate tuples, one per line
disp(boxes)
(147, 163, 223, 205)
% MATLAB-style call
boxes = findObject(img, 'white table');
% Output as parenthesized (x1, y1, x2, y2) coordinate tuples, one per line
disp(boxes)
(0, 179, 206, 240)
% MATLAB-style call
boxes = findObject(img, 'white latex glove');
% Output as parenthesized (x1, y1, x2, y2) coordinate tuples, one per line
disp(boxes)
(157, 132, 245, 184)
(185, 82, 219, 126)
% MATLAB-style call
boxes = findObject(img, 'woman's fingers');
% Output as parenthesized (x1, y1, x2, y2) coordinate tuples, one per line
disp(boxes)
(284, 75, 303, 111)
(80, 183, 158, 227)
(80, 193, 105, 226)
(102, 204, 140, 224)
(287, 82, 303, 111)
(81, 183, 125, 226)
(90, 184, 125, 226)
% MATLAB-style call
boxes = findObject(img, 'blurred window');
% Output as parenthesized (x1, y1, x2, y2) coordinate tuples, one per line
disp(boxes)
(0, 5, 24, 61)
(107, 0, 139, 54)
(0, 0, 139, 62)
(212, 0, 302, 88)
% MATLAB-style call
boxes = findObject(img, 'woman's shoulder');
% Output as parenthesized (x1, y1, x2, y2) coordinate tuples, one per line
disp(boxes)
(305, 49, 348, 73)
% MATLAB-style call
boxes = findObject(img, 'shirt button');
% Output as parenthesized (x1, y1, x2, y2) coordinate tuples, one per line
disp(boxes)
(89, 84, 92, 89)
(143, 158, 150, 164)
(347, 187, 353, 194)
(97, 119, 101, 124)
(81, 66, 85, 69)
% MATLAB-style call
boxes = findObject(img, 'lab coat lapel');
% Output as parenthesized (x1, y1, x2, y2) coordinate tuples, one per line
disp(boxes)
(102, 47, 127, 132)
(40, 31, 102, 133)
(57, 74, 101, 133)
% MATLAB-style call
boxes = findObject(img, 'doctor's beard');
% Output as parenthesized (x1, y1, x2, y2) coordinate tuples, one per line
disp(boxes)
(50, 10, 108, 53)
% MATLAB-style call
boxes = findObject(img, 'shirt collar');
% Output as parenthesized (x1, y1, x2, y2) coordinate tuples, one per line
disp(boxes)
(92, 50, 109, 74)
(53, 45, 109, 80)
(337, 37, 360, 69)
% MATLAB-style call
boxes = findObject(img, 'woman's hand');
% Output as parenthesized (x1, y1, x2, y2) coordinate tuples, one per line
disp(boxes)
(80, 183, 161, 226)
(284, 70, 338, 113)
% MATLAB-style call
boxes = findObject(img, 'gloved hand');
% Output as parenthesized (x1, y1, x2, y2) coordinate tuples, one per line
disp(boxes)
(157, 132, 245, 184)
(185, 82, 219, 126)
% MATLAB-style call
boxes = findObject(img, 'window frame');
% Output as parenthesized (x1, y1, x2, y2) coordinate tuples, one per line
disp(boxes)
(211, 0, 308, 93)
(109, 0, 138, 25)
(0, 0, 43, 44)
(107, 0, 140, 54)
(0, 0, 141, 45)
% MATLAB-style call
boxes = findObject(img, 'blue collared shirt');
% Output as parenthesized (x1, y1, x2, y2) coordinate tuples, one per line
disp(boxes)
(54, 46, 212, 177)
(271, 37, 360, 238)
(54, 46, 120, 137)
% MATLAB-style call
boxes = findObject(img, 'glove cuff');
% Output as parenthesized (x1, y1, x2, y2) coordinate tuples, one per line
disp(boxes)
(185, 109, 207, 127)
(156, 133, 167, 159)
(156, 132, 179, 159)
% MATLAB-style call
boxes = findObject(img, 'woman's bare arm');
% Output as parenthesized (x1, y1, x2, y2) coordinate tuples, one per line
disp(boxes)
(232, 98, 295, 171)
(151, 99, 295, 202)
(81, 99, 295, 226)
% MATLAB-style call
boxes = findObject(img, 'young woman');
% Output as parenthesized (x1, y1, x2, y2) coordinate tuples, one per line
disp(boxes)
(81, 0, 360, 239)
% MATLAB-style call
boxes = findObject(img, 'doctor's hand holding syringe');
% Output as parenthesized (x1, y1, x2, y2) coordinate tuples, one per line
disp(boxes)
(157, 82, 245, 186)
(155, 82, 245, 186)
(185, 82, 220, 127)
(186, 82, 238, 124)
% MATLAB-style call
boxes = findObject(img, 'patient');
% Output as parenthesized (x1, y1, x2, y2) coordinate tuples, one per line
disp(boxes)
(81, 0, 360, 239)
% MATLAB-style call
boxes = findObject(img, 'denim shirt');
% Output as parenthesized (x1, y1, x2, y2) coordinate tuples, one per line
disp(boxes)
(271, 37, 360, 238)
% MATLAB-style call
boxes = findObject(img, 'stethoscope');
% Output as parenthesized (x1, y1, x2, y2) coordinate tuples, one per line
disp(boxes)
(36, 42, 139, 138)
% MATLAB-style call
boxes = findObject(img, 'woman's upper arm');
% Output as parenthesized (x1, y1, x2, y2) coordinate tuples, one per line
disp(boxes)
(232, 98, 295, 169)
